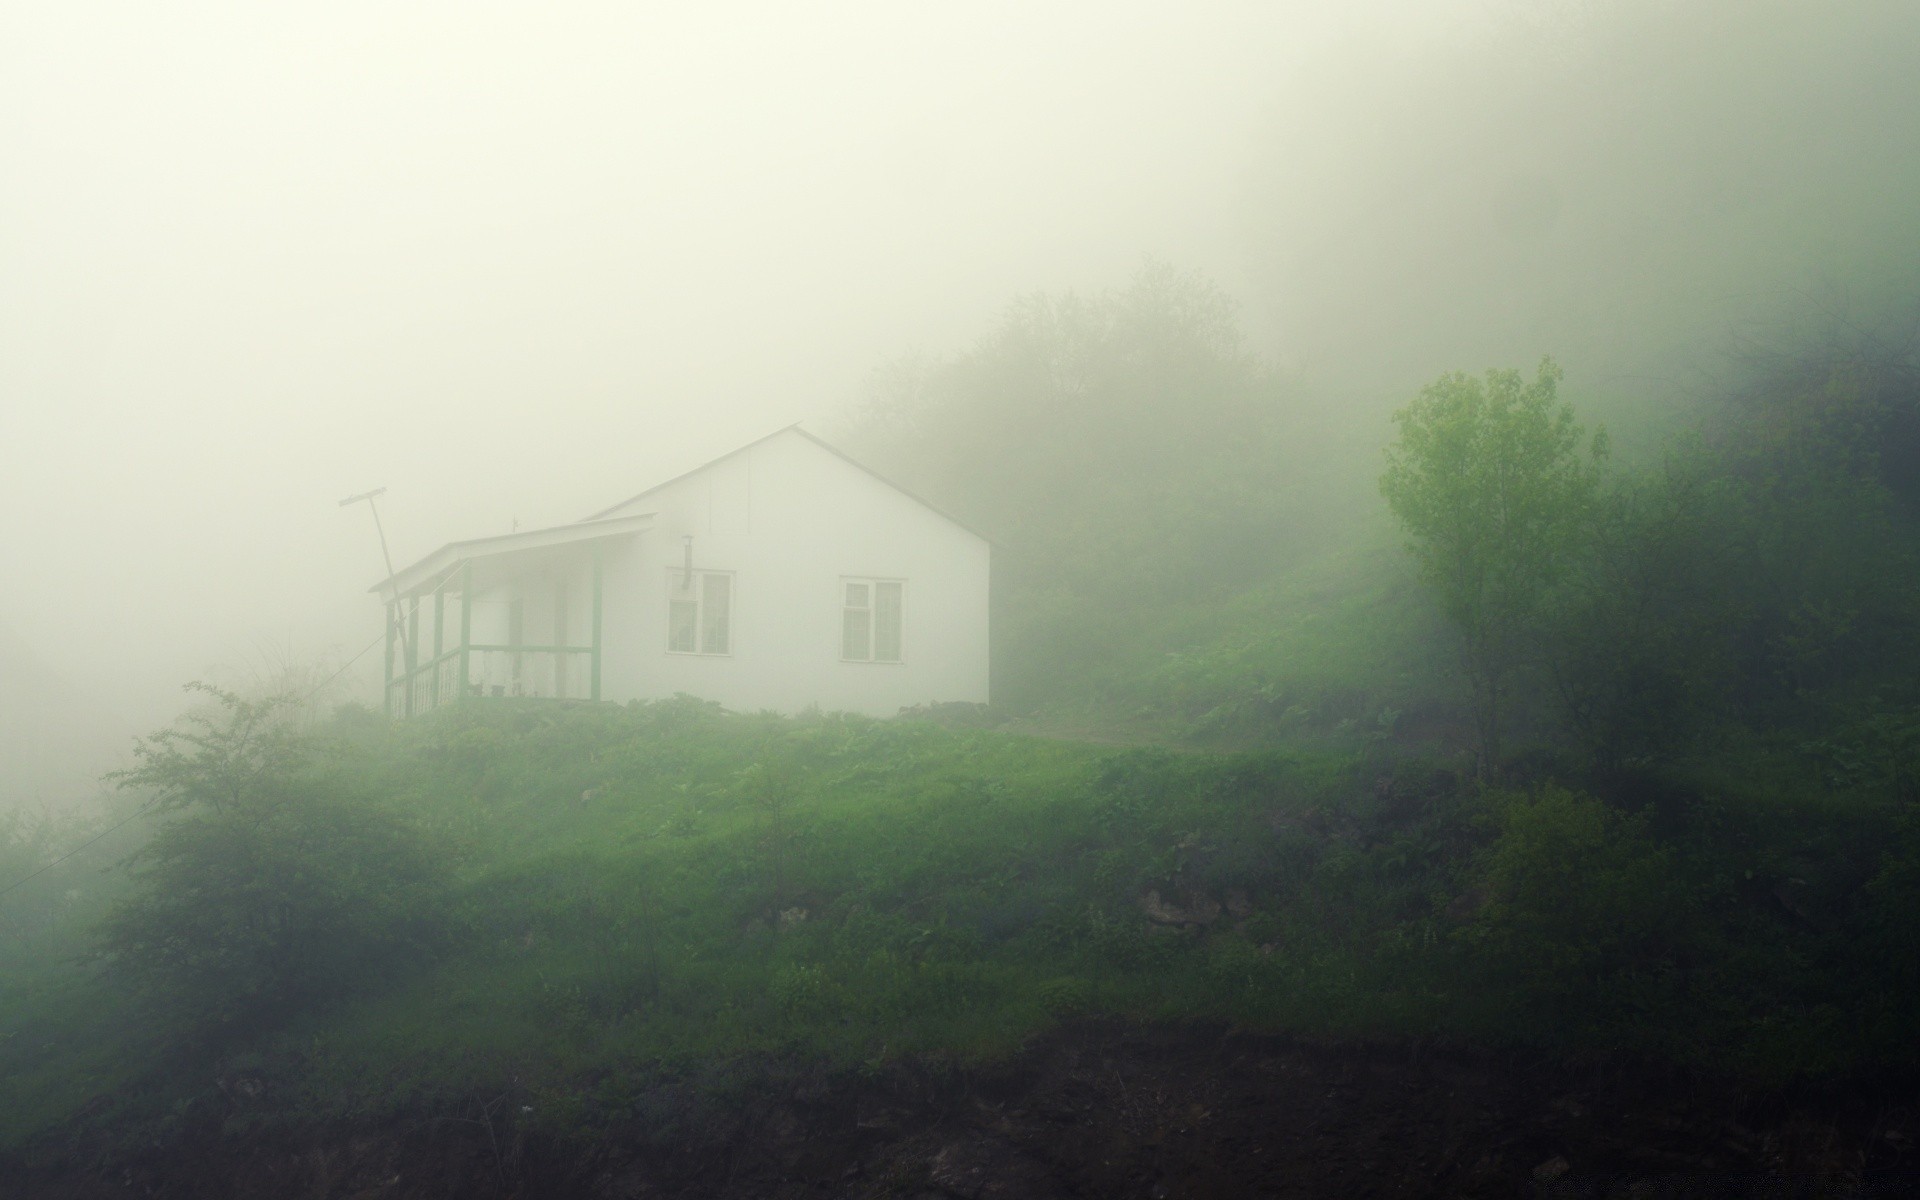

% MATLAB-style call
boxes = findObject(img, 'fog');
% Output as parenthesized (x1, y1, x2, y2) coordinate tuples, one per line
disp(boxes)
(3, 0, 1917, 803)
(1248, 1, 1920, 406)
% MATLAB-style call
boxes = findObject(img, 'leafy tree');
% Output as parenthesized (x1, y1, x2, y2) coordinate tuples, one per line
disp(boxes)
(843, 263, 1360, 708)
(1717, 363, 1920, 718)
(97, 684, 449, 1034)
(1544, 448, 1742, 767)
(1380, 359, 1606, 776)
(848, 262, 1288, 594)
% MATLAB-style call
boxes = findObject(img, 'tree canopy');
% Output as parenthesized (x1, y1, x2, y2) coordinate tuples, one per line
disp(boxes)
(1380, 358, 1607, 774)
(842, 263, 1379, 708)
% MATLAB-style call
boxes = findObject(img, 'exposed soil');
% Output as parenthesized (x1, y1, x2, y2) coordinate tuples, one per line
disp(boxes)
(9, 1024, 1918, 1198)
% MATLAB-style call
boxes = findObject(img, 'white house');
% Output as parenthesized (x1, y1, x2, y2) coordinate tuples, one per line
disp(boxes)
(371, 427, 990, 718)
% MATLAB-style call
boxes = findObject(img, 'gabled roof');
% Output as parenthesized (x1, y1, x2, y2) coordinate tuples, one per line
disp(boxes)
(583, 425, 990, 542)
(368, 428, 986, 599)
(371, 513, 654, 599)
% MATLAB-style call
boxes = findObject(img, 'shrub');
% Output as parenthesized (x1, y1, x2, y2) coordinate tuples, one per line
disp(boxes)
(96, 685, 452, 1035)
(1466, 786, 1696, 1040)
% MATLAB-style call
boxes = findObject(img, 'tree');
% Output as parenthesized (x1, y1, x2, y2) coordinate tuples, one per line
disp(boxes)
(97, 684, 449, 1033)
(1543, 453, 1738, 768)
(841, 263, 1350, 709)
(845, 262, 1283, 599)
(1380, 359, 1606, 777)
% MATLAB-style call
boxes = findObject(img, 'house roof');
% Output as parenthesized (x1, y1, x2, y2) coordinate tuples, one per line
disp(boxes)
(370, 513, 655, 599)
(370, 427, 986, 600)
(582, 425, 991, 542)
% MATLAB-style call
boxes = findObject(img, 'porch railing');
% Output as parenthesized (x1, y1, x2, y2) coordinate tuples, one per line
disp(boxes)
(385, 645, 596, 716)
(382, 551, 604, 718)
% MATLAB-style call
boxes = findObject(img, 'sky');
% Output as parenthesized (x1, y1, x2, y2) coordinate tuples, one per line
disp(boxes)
(3, 0, 1918, 794)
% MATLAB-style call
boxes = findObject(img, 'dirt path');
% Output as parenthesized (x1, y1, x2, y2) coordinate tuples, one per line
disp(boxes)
(10, 1025, 1917, 1198)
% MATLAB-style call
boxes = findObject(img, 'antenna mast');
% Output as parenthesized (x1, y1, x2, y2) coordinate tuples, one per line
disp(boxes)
(340, 487, 410, 667)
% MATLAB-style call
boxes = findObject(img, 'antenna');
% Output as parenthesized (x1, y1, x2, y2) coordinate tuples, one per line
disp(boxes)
(340, 487, 411, 666)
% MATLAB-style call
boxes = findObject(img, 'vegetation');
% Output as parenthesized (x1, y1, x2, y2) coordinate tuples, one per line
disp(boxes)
(1, 696, 1917, 1155)
(844, 263, 1377, 711)
(6, 269, 1920, 1173)
(96, 685, 452, 1034)
(1380, 358, 1606, 775)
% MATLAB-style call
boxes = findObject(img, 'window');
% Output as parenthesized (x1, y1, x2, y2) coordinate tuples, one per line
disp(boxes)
(668, 570, 732, 654)
(842, 578, 903, 662)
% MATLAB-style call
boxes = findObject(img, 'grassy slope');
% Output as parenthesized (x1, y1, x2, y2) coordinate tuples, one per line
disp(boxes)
(264, 706, 1396, 1133)
(6, 690, 1914, 1156)
(1008, 524, 1463, 753)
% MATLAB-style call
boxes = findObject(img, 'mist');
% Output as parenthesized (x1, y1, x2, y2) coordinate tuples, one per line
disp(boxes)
(12, 5, 1920, 1186)
(3, 0, 1917, 805)
(1246, 0, 1920, 409)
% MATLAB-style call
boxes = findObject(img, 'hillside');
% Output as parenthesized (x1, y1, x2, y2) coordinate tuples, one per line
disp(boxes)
(9, 275, 1920, 1195)
(5, 698, 1918, 1194)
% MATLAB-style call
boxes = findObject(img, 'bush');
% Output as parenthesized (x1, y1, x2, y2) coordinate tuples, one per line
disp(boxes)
(96, 685, 451, 1034)
(1466, 786, 1697, 1041)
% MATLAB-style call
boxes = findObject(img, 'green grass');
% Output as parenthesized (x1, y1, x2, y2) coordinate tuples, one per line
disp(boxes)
(1005, 528, 1464, 751)
(3, 697, 1916, 1155)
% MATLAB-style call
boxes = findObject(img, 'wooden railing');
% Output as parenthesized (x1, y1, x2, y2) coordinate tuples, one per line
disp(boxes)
(385, 643, 597, 716)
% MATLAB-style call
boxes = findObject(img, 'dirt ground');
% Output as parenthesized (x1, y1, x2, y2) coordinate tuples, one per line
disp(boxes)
(10, 1024, 1918, 1198)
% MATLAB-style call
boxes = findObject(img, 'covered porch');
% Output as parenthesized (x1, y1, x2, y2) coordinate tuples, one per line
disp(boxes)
(373, 514, 651, 717)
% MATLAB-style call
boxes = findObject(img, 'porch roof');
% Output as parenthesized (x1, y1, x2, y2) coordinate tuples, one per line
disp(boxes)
(371, 513, 654, 599)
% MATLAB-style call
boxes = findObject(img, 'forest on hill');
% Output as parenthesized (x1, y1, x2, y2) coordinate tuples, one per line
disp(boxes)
(6, 268, 1920, 1195)
(846, 265, 1920, 774)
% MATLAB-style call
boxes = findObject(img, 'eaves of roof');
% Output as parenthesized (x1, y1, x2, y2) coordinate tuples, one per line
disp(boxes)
(369, 513, 655, 598)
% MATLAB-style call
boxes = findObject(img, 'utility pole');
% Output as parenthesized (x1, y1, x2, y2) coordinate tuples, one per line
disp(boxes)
(340, 487, 410, 678)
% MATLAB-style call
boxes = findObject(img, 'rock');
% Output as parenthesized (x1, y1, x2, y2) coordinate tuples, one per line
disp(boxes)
(1139, 890, 1183, 925)
(927, 1136, 1055, 1200)
(1532, 1155, 1571, 1183)
(1139, 889, 1222, 927)
(1772, 878, 1814, 922)
(764, 1106, 803, 1141)
(792, 1076, 831, 1104)
(777, 907, 809, 929)
(1224, 889, 1252, 918)
(1443, 889, 1488, 924)
(855, 1102, 902, 1131)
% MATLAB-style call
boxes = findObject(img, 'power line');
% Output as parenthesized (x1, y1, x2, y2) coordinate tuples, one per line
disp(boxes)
(0, 804, 151, 901)
(0, 628, 389, 902)
(294, 627, 392, 708)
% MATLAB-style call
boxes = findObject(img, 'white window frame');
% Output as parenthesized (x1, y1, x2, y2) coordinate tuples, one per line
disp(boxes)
(666, 568, 734, 656)
(840, 577, 905, 664)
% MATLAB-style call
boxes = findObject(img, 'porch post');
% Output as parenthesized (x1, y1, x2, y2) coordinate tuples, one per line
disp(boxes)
(406, 600, 420, 717)
(383, 600, 396, 718)
(590, 544, 604, 702)
(432, 583, 445, 710)
(459, 559, 473, 702)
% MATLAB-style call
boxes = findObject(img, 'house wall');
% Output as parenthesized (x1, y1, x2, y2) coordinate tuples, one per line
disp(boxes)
(594, 430, 990, 716)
